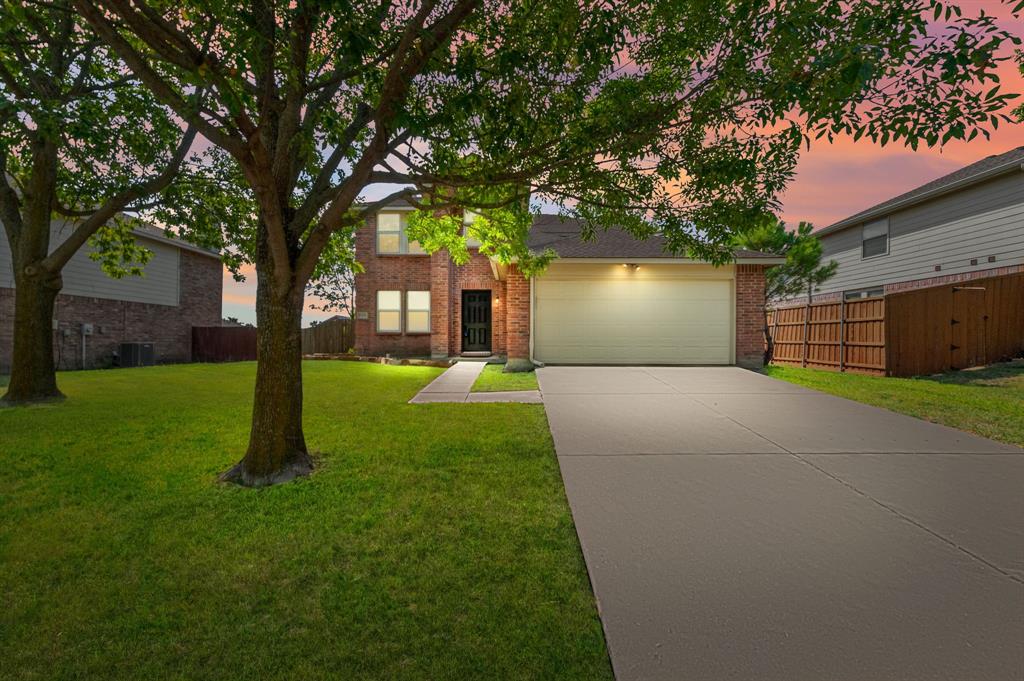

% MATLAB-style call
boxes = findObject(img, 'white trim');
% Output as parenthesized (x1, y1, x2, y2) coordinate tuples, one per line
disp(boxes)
(528, 275, 536, 364)
(132, 229, 220, 259)
(730, 277, 737, 365)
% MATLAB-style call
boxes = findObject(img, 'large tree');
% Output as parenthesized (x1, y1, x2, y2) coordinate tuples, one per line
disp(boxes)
(0, 0, 199, 404)
(75, 0, 1018, 485)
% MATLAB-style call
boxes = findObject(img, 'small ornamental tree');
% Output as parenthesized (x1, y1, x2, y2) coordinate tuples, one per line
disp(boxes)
(76, 0, 1018, 485)
(735, 217, 838, 362)
(0, 0, 201, 404)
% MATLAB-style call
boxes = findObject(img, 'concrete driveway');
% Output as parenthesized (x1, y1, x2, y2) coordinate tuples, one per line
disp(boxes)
(538, 366, 1024, 681)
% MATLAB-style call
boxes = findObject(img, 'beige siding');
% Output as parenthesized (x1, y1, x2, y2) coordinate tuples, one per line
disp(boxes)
(533, 263, 735, 364)
(817, 172, 1024, 295)
(0, 220, 180, 306)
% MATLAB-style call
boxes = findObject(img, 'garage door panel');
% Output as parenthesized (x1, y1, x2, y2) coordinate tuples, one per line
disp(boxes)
(534, 265, 735, 365)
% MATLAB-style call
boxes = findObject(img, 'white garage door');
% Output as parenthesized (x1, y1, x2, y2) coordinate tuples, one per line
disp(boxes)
(533, 263, 734, 364)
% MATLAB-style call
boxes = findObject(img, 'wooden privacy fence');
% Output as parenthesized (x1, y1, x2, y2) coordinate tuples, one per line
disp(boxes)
(767, 272, 1024, 377)
(886, 272, 1024, 376)
(301, 317, 354, 355)
(192, 326, 257, 362)
(768, 297, 886, 374)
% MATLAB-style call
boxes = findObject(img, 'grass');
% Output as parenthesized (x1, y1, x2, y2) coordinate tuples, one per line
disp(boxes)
(766, 360, 1024, 447)
(0, 362, 610, 681)
(471, 363, 539, 392)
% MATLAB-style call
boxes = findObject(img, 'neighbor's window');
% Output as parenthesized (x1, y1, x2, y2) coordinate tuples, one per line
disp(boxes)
(463, 209, 483, 248)
(861, 218, 889, 258)
(377, 290, 402, 332)
(844, 286, 884, 301)
(376, 212, 424, 255)
(406, 291, 431, 334)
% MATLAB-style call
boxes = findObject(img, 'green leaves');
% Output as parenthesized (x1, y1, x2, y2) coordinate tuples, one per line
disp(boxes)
(734, 215, 837, 301)
(69, 0, 1022, 290)
(86, 218, 154, 278)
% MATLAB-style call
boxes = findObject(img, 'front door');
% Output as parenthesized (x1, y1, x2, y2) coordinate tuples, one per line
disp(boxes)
(462, 290, 492, 353)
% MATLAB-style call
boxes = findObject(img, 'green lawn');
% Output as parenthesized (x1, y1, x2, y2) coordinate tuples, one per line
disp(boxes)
(766, 360, 1024, 447)
(471, 363, 539, 392)
(0, 362, 610, 681)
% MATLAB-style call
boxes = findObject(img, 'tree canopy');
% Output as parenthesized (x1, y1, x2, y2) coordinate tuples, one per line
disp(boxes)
(0, 0, 205, 404)
(735, 217, 839, 302)
(70, 0, 1021, 484)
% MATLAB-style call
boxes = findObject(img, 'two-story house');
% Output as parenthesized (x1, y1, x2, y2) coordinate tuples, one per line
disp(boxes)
(0, 221, 222, 372)
(811, 145, 1024, 301)
(353, 205, 782, 368)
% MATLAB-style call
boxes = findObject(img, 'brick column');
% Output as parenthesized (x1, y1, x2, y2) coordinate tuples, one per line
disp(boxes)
(430, 251, 452, 358)
(735, 264, 767, 369)
(505, 265, 531, 370)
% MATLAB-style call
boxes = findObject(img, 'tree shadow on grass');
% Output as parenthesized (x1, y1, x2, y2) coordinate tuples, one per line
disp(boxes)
(916, 358, 1024, 388)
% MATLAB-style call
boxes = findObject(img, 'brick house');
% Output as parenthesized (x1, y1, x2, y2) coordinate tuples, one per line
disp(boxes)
(0, 223, 222, 372)
(354, 206, 781, 368)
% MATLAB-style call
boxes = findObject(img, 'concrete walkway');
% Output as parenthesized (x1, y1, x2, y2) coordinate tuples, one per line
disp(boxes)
(409, 361, 542, 403)
(539, 366, 1024, 681)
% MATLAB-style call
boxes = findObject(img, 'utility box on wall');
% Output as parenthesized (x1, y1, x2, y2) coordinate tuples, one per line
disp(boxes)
(118, 342, 155, 367)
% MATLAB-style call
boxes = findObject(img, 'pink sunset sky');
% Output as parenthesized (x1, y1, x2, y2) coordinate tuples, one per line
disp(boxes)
(221, 1, 1024, 325)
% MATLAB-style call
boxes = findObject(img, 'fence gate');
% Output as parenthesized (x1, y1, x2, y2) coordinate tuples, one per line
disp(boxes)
(950, 286, 987, 370)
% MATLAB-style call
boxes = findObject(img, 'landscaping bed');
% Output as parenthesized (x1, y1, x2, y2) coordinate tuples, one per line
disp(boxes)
(0, 361, 610, 680)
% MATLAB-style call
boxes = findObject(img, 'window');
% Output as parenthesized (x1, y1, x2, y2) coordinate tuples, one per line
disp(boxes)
(861, 218, 889, 258)
(844, 287, 884, 301)
(376, 290, 401, 332)
(406, 291, 431, 334)
(376, 212, 424, 255)
(463, 209, 483, 248)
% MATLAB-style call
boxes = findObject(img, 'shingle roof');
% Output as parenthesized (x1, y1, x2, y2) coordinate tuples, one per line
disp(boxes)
(818, 145, 1024, 236)
(526, 214, 778, 260)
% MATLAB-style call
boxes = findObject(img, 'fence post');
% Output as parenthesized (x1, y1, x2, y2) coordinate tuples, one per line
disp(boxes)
(801, 303, 809, 367)
(839, 298, 846, 373)
(771, 308, 779, 364)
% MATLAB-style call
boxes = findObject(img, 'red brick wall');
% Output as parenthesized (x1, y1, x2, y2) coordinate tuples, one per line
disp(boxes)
(883, 264, 1024, 294)
(451, 252, 507, 356)
(353, 212, 433, 356)
(801, 264, 1024, 304)
(736, 264, 767, 369)
(354, 210, 516, 358)
(506, 266, 530, 360)
(0, 249, 222, 373)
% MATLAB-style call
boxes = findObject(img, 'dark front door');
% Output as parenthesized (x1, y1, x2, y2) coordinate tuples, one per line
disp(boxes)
(462, 290, 492, 353)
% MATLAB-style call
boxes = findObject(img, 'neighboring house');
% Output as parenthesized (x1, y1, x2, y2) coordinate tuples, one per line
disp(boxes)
(0, 221, 222, 372)
(354, 206, 782, 368)
(810, 146, 1024, 301)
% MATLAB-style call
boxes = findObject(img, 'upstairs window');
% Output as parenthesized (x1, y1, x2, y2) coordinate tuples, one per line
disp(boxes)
(861, 219, 889, 259)
(376, 212, 424, 255)
(463, 209, 483, 248)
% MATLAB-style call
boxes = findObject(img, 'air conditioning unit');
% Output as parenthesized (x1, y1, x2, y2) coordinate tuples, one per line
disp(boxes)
(118, 342, 155, 367)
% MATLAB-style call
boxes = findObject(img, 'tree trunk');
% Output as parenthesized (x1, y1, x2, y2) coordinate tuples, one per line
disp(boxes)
(2, 269, 64, 405)
(220, 277, 312, 486)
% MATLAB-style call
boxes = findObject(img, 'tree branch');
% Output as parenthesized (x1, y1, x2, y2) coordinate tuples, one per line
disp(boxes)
(40, 125, 199, 271)
(74, 0, 249, 157)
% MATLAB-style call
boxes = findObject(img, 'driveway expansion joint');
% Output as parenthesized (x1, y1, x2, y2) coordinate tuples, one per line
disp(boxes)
(791, 451, 1024, 585)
